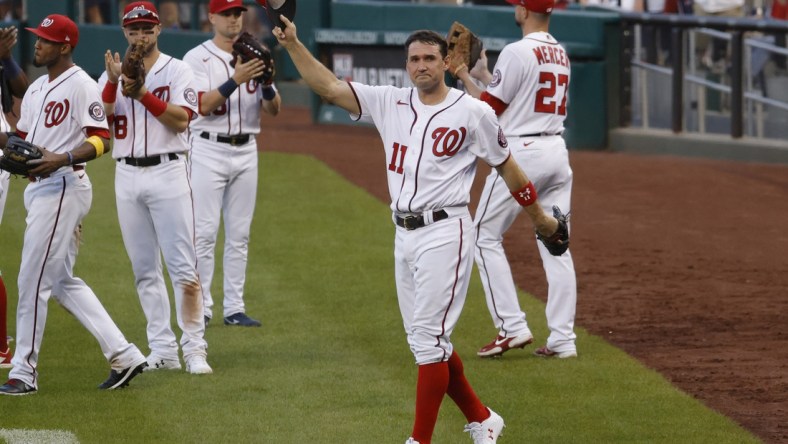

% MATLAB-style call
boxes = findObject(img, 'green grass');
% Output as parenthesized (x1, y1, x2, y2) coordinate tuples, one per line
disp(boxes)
(0, 153, 759, 443)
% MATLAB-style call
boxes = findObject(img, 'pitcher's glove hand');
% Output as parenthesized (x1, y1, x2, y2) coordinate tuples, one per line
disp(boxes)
(446, 21, 482, 78)
(121, 40, 146, 97)
(537, 205, 570, 256)
(231, 32, 275, 86)
(0, 135, 43, 176)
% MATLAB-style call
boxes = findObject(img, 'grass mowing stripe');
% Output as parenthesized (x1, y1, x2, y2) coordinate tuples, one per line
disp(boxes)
(0, 152, 758, 443)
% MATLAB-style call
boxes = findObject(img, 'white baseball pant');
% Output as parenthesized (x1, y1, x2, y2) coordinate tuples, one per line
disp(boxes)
(115, 158, 207, 361)
(395, 208, 474, 365)
(10, 172, 145, 387)
(190, 136, 258, 319)
(474, 136, 577, 354)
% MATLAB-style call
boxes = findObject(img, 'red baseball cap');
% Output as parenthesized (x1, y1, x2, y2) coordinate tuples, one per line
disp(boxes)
(210, 0, 248, 14)
(26, 14, 79, 48)
(506, 0, 555, 14)
(122, 1, 160, 27)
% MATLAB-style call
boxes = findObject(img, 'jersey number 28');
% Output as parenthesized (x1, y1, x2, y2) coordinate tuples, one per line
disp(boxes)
(535, 72, 568, 116)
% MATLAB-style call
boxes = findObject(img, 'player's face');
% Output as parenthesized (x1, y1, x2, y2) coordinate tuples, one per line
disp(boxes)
(406, 41, 448, 93)
(32, 37, 67, 68)
(123, 24, 160, 55)
(211, 8, 245, 39)
(515, 5, 526, 27)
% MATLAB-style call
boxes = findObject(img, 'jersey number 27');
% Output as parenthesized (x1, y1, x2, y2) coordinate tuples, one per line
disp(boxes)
(535, 72, 568, 116)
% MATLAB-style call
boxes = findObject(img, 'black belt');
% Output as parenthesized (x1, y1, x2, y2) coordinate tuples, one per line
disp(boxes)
(200, 131, 250, 146)
(395, 210, 449, 231)
(119, 153, 179, 167)
(517, 131, 563, 137)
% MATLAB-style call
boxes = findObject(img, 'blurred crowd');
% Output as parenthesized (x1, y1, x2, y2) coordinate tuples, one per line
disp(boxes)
(77, 1, 275, 41)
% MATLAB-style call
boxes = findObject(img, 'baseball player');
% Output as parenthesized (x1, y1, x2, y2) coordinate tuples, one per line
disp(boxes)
(456, 0, 578, 359)
(0, 14, 148, 395)
(0, 25, 30, 370)
(183, 0, 280, 328)
(99, 1, 211, 374)
(274, 18, 566, 444)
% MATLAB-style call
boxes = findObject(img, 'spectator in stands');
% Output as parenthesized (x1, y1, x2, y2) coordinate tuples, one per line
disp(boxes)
(160, 1, 183, 30)
(693, 0, 746, 69)
(772, 0, 788, 18)
(770, 0, 787, 69)
(0, 0, 17, 22)
(85, 0, 111, 24)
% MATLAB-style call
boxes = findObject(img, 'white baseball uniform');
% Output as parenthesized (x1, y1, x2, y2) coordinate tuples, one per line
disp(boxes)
(349, 82, 510, 364)
(9, 66, 146, 388)
(183, 40, 273, 320)
(474, 31, 577, 355)
(98, 53, 207, 363)
(0, 89, 12, 224)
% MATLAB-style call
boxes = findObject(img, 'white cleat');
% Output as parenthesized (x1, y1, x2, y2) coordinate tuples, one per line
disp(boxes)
(144, 355, 182, 372)
(405, 439, 421, 444)
(185, 355, 213, 374)
(464, 408, 505, 443)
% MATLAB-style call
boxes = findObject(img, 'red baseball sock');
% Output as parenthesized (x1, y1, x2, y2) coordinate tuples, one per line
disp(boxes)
(446, 351, 489, 423)
(0, 274, 7, 351)
(411, 361, 450, 444)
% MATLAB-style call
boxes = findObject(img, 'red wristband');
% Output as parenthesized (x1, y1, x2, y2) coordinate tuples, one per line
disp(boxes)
(102, 81, 118, 103)
(511, 182, 538, 206)
(140, 91, 167, 117)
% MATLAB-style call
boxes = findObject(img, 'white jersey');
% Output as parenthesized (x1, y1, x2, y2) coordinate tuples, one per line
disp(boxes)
(349, 83, 510, 214)
(487, 31, 570, 136)
(98, 53, 198, 158)
(183, 40, 270, 135)
(17, 66, 108, 162)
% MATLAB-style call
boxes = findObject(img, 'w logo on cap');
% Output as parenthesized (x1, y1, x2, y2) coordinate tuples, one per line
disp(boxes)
(41, 18, 54, 27)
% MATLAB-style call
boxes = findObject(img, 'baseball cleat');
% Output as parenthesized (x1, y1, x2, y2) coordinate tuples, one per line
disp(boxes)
(477, 333, 533, 358)
(464, 408, 505, 443)
(533, 346, 577, 359)
(405, 439, 421, 444)
(0, 378, 37, 396)
(99, 361, 148, 390)
(223, 312, 262, 327)
(185, 355, 213, 375)
(144, 355, 182, 371)
(0, 346, 12, 369)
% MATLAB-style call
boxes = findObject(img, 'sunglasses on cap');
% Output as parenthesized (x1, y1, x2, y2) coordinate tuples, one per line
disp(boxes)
(123, 8, 159, 22)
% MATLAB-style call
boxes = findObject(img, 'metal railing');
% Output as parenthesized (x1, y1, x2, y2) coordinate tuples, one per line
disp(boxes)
(620, 13, 788, 139)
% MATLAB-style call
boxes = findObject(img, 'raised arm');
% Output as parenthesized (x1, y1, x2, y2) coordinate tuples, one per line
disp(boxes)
(272, 16, 359, 115)
(455, 49, 491, 100)
(0, 27, 29, 98)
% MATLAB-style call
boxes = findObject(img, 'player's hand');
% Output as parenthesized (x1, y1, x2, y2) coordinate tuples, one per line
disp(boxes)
(231, 56, 266, 85)
(120, 74, 147, 100)
(272, 15, 298, 48)
(0, 27, 18, 60)
(469, 49, 492, 85)
(105, 50, 122, 83)
(27, 147, 69, 177)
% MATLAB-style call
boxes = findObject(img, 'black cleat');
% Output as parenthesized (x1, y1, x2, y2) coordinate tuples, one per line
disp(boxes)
(223, 312, 262, 327)
(99, 361, 148, 390)
(0, 378, 37, 396)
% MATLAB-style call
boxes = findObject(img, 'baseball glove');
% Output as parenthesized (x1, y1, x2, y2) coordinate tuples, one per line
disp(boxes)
(230, 32, 275, 86)
(446, 21, 483, 78)
(121, 40, 146, 97)
(536, 205, 570, 256)
(0, 135, 43, 176)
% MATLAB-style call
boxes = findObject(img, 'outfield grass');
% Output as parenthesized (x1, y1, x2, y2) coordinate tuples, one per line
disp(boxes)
(0, 153, 760, 443)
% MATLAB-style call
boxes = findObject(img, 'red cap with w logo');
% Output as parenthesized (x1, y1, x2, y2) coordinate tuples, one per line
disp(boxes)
(26, 14, 79, 48)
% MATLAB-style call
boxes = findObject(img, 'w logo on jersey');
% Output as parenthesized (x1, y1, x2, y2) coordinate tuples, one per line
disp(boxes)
(432, 126, 467, 158)
(497, 127, 508, 148)
(152, 86, 170, 102)
(44, 99, 70, 127)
